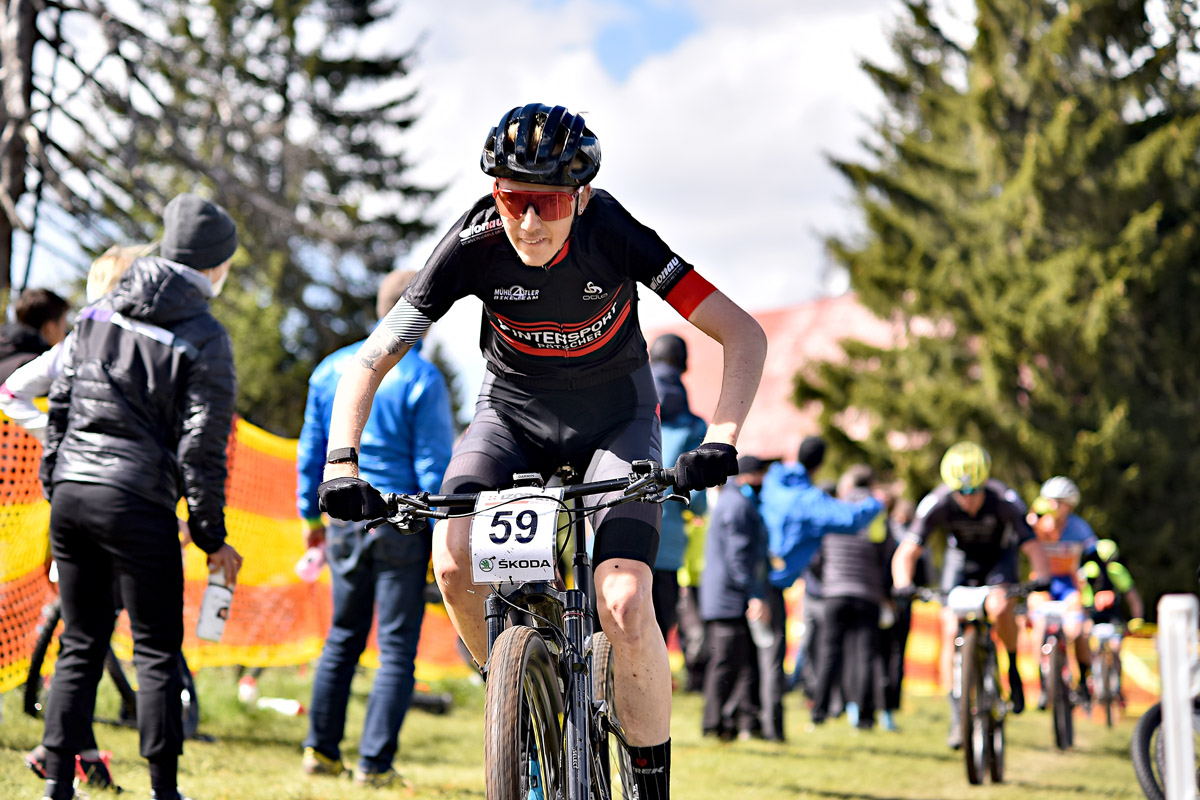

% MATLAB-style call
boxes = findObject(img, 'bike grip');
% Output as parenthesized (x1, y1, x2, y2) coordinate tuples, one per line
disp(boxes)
(662, 467, 677, 487)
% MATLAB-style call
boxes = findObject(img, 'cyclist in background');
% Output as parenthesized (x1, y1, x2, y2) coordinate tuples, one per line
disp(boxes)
(892, 442, 1051, 749)
(1026, 476, 1096, 708)
(316, 103, 767, 800)
(1079, 539, 1144, 703)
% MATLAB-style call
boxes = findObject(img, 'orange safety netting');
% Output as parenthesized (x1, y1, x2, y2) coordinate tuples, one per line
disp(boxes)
(0, 416, 472, 695)
(0, 415, 1162, 710)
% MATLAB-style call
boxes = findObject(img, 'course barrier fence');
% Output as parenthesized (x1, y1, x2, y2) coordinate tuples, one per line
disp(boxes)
(0, 416, 1161, 711)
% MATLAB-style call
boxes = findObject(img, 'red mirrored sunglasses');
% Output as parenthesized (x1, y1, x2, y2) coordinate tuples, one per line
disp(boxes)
(492, 180, 580, 222)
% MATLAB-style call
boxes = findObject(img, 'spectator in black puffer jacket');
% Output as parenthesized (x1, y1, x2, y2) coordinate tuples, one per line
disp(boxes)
(37, 193, 244, 800)
(809, 464, 888, 731)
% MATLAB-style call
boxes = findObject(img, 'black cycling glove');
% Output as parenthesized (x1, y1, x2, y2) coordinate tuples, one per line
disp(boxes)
(891, 584, 917, 601)
(1030, 575, 1053, 593)
(673, 443, 739, 493)
(318, 476, 387, 522)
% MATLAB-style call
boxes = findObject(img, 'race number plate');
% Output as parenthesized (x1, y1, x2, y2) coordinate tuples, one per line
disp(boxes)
(946, 585, 992, 617)
(470, 487, 563, 584)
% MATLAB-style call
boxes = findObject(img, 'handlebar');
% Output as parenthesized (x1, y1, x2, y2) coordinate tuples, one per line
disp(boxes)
(371, 460, 678, 532)
(899, 581, 1042, 605)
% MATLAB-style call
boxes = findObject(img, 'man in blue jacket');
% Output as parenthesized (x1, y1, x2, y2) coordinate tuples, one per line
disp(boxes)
(649, 334, 709, 666)
(296, 270, 456, 788)
(757, 436, 884, 741)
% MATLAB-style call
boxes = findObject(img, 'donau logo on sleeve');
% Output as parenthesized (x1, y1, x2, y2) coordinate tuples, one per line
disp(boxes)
(493, 285, 540, 301)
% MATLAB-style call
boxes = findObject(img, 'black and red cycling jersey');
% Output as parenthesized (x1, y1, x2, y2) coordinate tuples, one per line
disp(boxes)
(396, 189, 715, 391)
(907, 480, 1035, 581)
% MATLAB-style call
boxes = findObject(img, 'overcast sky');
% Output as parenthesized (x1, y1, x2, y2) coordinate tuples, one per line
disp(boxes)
(19, 0, 967, 407)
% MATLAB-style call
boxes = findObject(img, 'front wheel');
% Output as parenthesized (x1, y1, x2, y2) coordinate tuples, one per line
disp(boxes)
(1049, 642, 1073, 750)
(592, 632, 635, 799)
(960, 627, 987, 785)
(1131, 703, 1165, 800)
(485, 626, 565, 800)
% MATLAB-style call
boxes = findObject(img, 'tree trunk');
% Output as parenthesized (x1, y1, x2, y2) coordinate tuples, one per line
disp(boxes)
(0, 0, 38, 298)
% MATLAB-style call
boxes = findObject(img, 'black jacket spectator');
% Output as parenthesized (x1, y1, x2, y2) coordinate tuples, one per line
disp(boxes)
(40, 256, 237, 554)
(0, 323, 49, 384)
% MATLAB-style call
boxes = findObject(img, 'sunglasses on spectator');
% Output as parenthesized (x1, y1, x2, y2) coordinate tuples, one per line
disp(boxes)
(492, 181, 581, 221)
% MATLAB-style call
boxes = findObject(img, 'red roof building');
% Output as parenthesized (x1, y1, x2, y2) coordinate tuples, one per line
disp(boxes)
(644, 293, 899, 462)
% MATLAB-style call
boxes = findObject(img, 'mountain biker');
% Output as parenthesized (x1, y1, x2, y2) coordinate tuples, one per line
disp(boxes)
(1026, 476, 1096, 708)
(1079, 538, 1144, 702)
(891, 441, 1051, 749)
(316, 103, 767, 799)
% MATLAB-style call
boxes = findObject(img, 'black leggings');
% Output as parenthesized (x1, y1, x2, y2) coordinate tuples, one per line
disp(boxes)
(442, 364, 663, 566)
(42, 482, 185, 761)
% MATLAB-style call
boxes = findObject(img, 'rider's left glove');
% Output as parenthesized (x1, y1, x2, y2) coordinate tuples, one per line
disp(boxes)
(318, 476, 387, 522)
(673, 443, 739, 493)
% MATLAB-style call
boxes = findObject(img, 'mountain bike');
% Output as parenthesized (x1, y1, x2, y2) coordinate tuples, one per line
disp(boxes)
(1037, 600, 1075, 750)
(923, 582, 1031, 785)
(1090, 621, 1123, 727)
(375, 459, 678, 800)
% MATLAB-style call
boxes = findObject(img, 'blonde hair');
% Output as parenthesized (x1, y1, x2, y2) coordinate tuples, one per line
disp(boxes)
(88, 243, 154, 301)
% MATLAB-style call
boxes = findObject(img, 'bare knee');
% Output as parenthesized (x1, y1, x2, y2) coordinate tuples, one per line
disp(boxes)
(432, 520, 471, 600)
(596, 560, 655, 647)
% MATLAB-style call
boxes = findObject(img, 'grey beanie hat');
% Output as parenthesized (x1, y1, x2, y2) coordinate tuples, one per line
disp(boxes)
(160, 193, 238, 271)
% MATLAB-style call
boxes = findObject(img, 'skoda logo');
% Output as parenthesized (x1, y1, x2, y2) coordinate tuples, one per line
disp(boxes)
(479, 558, 494, 572)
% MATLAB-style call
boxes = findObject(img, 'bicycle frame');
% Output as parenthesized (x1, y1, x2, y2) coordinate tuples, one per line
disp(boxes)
(382, 461, 670, 800)
(482, 489, 605, 800)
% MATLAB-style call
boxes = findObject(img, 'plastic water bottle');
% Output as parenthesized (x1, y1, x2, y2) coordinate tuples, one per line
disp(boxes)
(294, 544, 326, 583)
(257, 696, 305, 716)
(196, 566, 233, 642)
(748, 615, 775, 649)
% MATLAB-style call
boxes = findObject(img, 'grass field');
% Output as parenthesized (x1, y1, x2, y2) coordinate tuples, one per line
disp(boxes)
(0, 664, 1148, 799)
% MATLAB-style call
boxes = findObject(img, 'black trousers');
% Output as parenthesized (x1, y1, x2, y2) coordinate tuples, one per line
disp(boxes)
(758, 585, 789, 740)
(878, 600, 913, 712)
(701, 618, 758, 736)
(651, 569, 680, 644)
(676, 585, 708, 692)
(42, 482, 185, 760)
(811, 596, 880, 727)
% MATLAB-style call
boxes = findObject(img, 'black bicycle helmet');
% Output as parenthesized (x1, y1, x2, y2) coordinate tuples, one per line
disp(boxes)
(481, 103, 601, 187)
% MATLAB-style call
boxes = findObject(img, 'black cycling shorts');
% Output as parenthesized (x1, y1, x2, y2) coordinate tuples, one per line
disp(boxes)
(441, 363, 663, 567)
(940, 547, 1019, 593)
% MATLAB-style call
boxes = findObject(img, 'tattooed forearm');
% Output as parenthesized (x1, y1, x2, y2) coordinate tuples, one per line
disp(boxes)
(357, 328, 408, 371)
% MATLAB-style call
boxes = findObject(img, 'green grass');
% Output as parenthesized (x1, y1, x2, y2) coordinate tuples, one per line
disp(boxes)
(1, 665, 1147, 799)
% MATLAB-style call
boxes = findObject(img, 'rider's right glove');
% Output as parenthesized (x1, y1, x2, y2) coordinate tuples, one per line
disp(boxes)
(318, 476, 387, 522)
(891, 584, 917, 601)
(673, 443, 739, 493)
(1030, 575, 1053, 593)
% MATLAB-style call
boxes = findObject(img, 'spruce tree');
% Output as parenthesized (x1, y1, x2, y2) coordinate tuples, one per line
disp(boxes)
(800, 0, 1200, 607)
(11, 0, 438, 434)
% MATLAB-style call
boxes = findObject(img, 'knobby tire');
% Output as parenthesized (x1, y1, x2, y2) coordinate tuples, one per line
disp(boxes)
(1100, 647, 1117, 728)
(1131, 702, 1165, 800)
(592, 632, 635, 800)
(485, 626, 565, 800)
(1050, 643, 1073, 750)
(960, 627, 987, 785)
(985, 649, 1005, 783)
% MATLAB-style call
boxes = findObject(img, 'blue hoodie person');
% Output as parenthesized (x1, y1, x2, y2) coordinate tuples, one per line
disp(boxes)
(754, 435, 884, 741)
